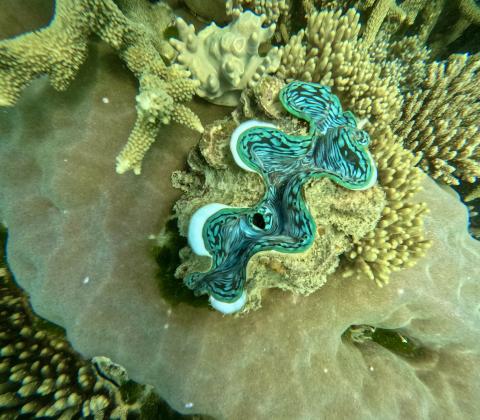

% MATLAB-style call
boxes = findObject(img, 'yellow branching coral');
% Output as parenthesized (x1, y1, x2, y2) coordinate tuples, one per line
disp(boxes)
(393, 53, 480, 185)
(430, 0, 480, 50)
(0, 0, 203, 175)
(357, 0, 428, 47)
(278, 9, 403, 127)
(342, 135, 432, 285)
(277, 8, 432, 285)
(226, 0, 292, 26)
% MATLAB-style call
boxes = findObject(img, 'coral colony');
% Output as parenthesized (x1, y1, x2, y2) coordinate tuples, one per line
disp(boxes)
(186, 81, 377, 314)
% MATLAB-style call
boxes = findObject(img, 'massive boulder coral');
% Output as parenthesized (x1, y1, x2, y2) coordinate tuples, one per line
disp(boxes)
(0, 0, 203, 175)
(0, 236, 201, 419)
(0, 3, 479, 420)
(171, 10, 282, 106)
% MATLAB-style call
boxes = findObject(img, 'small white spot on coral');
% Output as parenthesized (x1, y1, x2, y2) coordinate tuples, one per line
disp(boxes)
(323, 368, 328, 373)
(397, 288, 405, 295)
(62, 210, 68, 215)
(63, 159, 68, 162)
(102, 97, 110, 104)
(167, 309, 172, 316)
(369, 366, 374, 371)
(184, 402, 194, 409)
(164, 323, 169, 329)
(83, 276, 90, 284)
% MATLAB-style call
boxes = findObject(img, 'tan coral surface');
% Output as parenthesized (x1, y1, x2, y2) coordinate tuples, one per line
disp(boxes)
(1, 3, 480, 420)
(1, 35, 480, 420)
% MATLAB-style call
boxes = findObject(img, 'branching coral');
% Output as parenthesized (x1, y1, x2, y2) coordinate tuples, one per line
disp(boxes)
(342, 135, 432, 285)
(276, 8, 432, 285)
(356, 0, 428, 47)
(0, 261, 183, 418)
(171, 10, 282, 106)
(225, 0, 292, 27)
(277, 9, 403, 128)
(0, 0, 203, 175)
(393, 53, 480, 185)
(430, 0, 480, 51)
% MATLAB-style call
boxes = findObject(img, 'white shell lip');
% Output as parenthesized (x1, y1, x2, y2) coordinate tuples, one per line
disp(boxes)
(230, 120, 277, 172)
(209, 290, 247, 314)
(188, 203, 231, 257)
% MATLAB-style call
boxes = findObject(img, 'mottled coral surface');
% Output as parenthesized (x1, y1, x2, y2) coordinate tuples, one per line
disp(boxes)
(1, 2, 480, 420)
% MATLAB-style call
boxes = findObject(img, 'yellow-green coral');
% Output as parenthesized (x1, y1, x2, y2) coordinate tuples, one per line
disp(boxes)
(393, 53, 480, 185)
(269, 8, 432, 285)
(278, 9, 403, 126)
(0, 0, 202, 175)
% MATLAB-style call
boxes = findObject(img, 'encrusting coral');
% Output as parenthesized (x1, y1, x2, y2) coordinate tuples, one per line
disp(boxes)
(393, 53, 480, 185)
(0, 0, 203, 175)
(171, 10, 282, 107)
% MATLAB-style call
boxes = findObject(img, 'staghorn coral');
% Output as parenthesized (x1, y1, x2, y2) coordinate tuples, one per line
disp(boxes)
(0, 245, 201, 419)
(170, 10, 282, 107)
(355, 0, 428, 47)
(430, 0, 480, 52)
(0, 0, 202, 175)
(393, 53, 480, 185)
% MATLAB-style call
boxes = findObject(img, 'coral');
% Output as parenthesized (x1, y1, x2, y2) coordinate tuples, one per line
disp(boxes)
(225, 0, 292, 31)
(277, 9, 403, 128)
(184, 81, 377, 312)
(393, 53, 480, 185)
(184, 0, 230, 24)
(341, 134, 431, 285)
(0, 3, 479, 420)
(0, 0, 202, 175)
(430, 0, 480, 51)
(170, 10, 282, 106)
(0, 247, 199, 419)
(356, 0, 428, 47)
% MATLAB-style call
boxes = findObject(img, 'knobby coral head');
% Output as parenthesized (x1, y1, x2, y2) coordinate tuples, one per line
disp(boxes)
(185, 80, 377, 314)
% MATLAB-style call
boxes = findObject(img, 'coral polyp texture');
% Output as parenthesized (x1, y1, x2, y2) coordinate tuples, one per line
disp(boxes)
(171, 10, 282, 106)
(0, 0, 202, 175)
(393, 53, 480, 185)
(185, 81, 377, 312)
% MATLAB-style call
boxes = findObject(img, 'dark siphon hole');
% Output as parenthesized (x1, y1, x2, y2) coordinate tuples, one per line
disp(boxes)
(252, 213, 266, 229)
